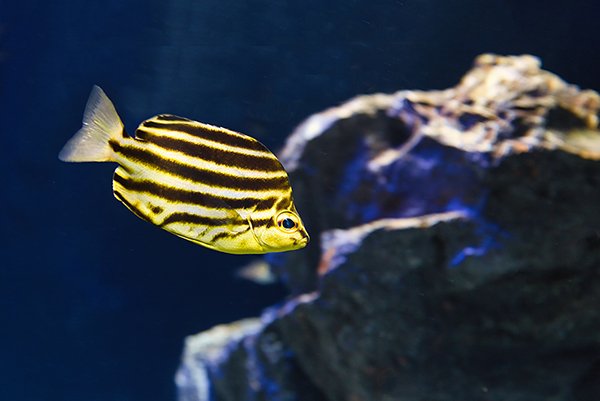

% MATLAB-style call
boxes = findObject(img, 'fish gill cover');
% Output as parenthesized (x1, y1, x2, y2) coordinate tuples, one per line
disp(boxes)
(176, 54, 600, 401)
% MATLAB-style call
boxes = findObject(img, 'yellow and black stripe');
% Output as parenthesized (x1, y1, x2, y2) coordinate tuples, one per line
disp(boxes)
(109, 115, 294, 251)
(59, 86, 307, 254)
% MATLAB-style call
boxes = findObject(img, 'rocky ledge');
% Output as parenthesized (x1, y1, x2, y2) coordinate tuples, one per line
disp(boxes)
(176, 55, 600, 401)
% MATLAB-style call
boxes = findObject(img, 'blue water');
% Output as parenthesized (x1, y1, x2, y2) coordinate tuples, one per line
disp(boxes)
(1, 1, 599, 400)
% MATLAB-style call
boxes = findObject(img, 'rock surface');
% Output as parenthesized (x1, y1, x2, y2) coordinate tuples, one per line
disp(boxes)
(176, 55, 600, 401)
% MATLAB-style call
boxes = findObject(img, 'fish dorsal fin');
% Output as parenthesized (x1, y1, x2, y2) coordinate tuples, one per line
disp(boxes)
(135, 114, 273, 154)
(134, 114, 191, 141)
(153, 114, 191, 122)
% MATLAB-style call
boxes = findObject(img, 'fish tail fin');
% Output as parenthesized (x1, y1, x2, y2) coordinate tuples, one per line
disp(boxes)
(59, 85, 126, 162)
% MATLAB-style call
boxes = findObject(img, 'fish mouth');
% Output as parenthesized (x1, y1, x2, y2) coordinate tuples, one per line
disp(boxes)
(294, 233, 310, 248)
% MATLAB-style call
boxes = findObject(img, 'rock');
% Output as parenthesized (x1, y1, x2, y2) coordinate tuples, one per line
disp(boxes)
(176, 318, 263, 401)
(275, 53, 600, 293)
(176, 306, 328, 401)
(176, 54, 600, 401)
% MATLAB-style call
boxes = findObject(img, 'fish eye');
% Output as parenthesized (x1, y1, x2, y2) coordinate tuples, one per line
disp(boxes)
(282, 218, 295, 229)
(276, 211, 299, 233)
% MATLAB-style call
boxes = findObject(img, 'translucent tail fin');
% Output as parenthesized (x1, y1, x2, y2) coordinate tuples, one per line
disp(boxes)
(59, 85, 125, 162)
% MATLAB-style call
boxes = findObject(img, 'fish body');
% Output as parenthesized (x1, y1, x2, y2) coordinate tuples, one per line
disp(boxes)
(59, 86, 309, 254)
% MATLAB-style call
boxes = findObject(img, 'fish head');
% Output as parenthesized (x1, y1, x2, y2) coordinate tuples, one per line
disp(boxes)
(252, 205, 309, 253)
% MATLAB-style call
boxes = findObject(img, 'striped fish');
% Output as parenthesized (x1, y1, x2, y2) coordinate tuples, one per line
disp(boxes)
(59, 86, 309, 254)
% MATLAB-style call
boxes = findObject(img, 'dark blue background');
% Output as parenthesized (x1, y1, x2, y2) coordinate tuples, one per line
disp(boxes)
(1, 1, 599, 400)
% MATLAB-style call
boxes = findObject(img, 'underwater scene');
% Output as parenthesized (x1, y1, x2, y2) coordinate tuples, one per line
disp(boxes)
(2, 1, 600, 401)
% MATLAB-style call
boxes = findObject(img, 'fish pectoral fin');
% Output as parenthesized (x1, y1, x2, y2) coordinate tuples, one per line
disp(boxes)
(231, 224, 250, 233)
(225, 208, 250, 232)
(215, 208, 248, 234)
